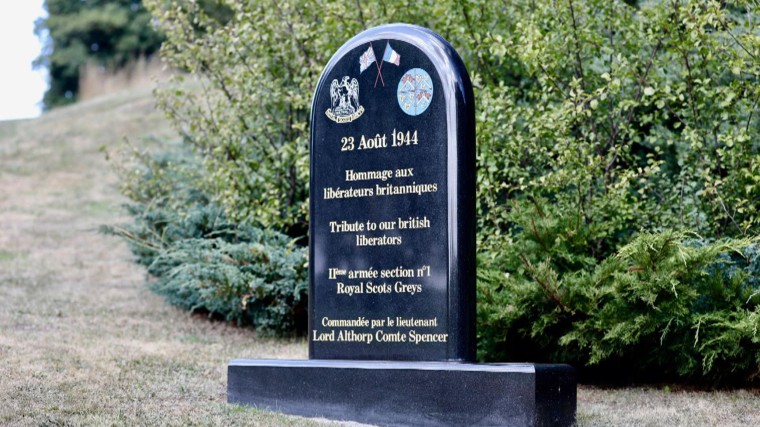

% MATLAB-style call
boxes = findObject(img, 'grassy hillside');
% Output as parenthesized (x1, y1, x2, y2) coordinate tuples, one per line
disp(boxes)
(0, 86, 757, 426)
(0, 86, 334, 426)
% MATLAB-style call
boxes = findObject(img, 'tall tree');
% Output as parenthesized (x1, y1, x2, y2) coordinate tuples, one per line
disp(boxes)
(35, 0, 164, 109)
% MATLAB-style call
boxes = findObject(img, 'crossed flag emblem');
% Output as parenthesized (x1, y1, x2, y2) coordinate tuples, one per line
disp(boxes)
(359, 42, 401, 87)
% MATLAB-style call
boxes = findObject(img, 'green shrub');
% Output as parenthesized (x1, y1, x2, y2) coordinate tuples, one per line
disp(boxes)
(471, 0, 760, 385)
(107, 200, 308, 335)
(148, 230, 307, 334)
(478, 230, 759, 385)
(105, 145, 308, 335)
(144, 0, 758, 247)
(142, 0, 496, 236)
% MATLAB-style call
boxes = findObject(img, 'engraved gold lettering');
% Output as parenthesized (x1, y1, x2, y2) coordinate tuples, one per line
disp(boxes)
(312, 330, 335, 341)
(375, 330, 407, 343)
(391, 129, 419, 147)
(394, 281, 422, 295)
(379, 266, 415, 279)
(339, 129, 419, 154)
(365, 282, 392, 294)
(394, 168, 414, 178)
(323, 186, 374, 200)
(328, 268, 347, 279)
(356, 234, 402, 246)
(340, 136, 355, 151)
(347, 268, 377, 279)
(397, 216, 430, 229)
(408, 330, 448, 344)
(345, 169, 394, 182)
(321, 317, 370, 327)
(329, 220, 364, 233)
(337, 329, 373, 344)
(395, 317, 438, 327)
(358, 133, 387, 150)
(336, 282, 364, 296)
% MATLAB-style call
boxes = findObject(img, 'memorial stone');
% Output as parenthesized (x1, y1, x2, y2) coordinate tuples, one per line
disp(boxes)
(228, 24, 576, 427)
(308, 23, 475, 362)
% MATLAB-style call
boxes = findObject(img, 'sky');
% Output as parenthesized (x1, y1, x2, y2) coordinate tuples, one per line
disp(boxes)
(0, 0, 47, 121)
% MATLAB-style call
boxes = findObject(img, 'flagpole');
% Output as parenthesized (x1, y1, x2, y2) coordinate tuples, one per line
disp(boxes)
(373, 42, 385, 88)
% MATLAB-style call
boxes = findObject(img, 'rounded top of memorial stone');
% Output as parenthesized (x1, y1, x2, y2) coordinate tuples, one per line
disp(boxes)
(314, 23, 472, 114)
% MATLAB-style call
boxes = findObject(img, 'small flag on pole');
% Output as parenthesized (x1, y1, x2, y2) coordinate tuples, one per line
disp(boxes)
(359, 45, 376, 73)
(383, 43, 401, 66)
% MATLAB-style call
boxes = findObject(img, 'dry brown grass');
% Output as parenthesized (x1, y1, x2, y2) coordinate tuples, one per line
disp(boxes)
(0, 85, 757, 426)
(578, 386, 760, 426)
(78, 56, 172, 102)
(0, 87, 348, 426)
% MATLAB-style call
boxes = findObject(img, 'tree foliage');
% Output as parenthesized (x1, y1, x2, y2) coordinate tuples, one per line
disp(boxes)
(470, 0, 760, 385)
(35, 0, 164, 109)
(115, 0, 759, 384)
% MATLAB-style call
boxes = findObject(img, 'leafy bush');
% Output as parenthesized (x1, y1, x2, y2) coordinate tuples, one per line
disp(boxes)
(112, 0, 759, 383)
(144, 0, 329, 236)
(142, 0, 496, 235)
(471, 0, 759, 384)
(145, 0, 758, 245)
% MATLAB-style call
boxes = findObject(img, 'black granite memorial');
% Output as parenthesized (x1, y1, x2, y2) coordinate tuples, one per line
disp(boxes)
(228, 23, 576, 427)
(308, 24, 475, 363)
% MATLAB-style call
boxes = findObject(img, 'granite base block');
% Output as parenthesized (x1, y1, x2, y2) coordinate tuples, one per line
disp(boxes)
(227, 359, 576, 427)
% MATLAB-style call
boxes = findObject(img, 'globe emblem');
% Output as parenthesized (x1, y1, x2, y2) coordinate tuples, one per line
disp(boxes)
(397, 68, 433, 116)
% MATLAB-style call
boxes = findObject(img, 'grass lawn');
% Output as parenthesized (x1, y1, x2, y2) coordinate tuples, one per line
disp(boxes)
(0, 85, 757, 426)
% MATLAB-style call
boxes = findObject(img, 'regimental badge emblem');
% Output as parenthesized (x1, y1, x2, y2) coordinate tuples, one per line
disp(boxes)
(397, 68, 433, 116)
(326, 76, 364, 123)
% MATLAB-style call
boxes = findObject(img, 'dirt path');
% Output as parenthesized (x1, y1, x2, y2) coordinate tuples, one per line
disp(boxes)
(0, 88, 321, 426)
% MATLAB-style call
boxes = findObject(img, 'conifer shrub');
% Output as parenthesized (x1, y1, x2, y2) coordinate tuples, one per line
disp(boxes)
(147, 230, 307, 334)
(106, 149, 307, 335)
(477, 205, 759, 385)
